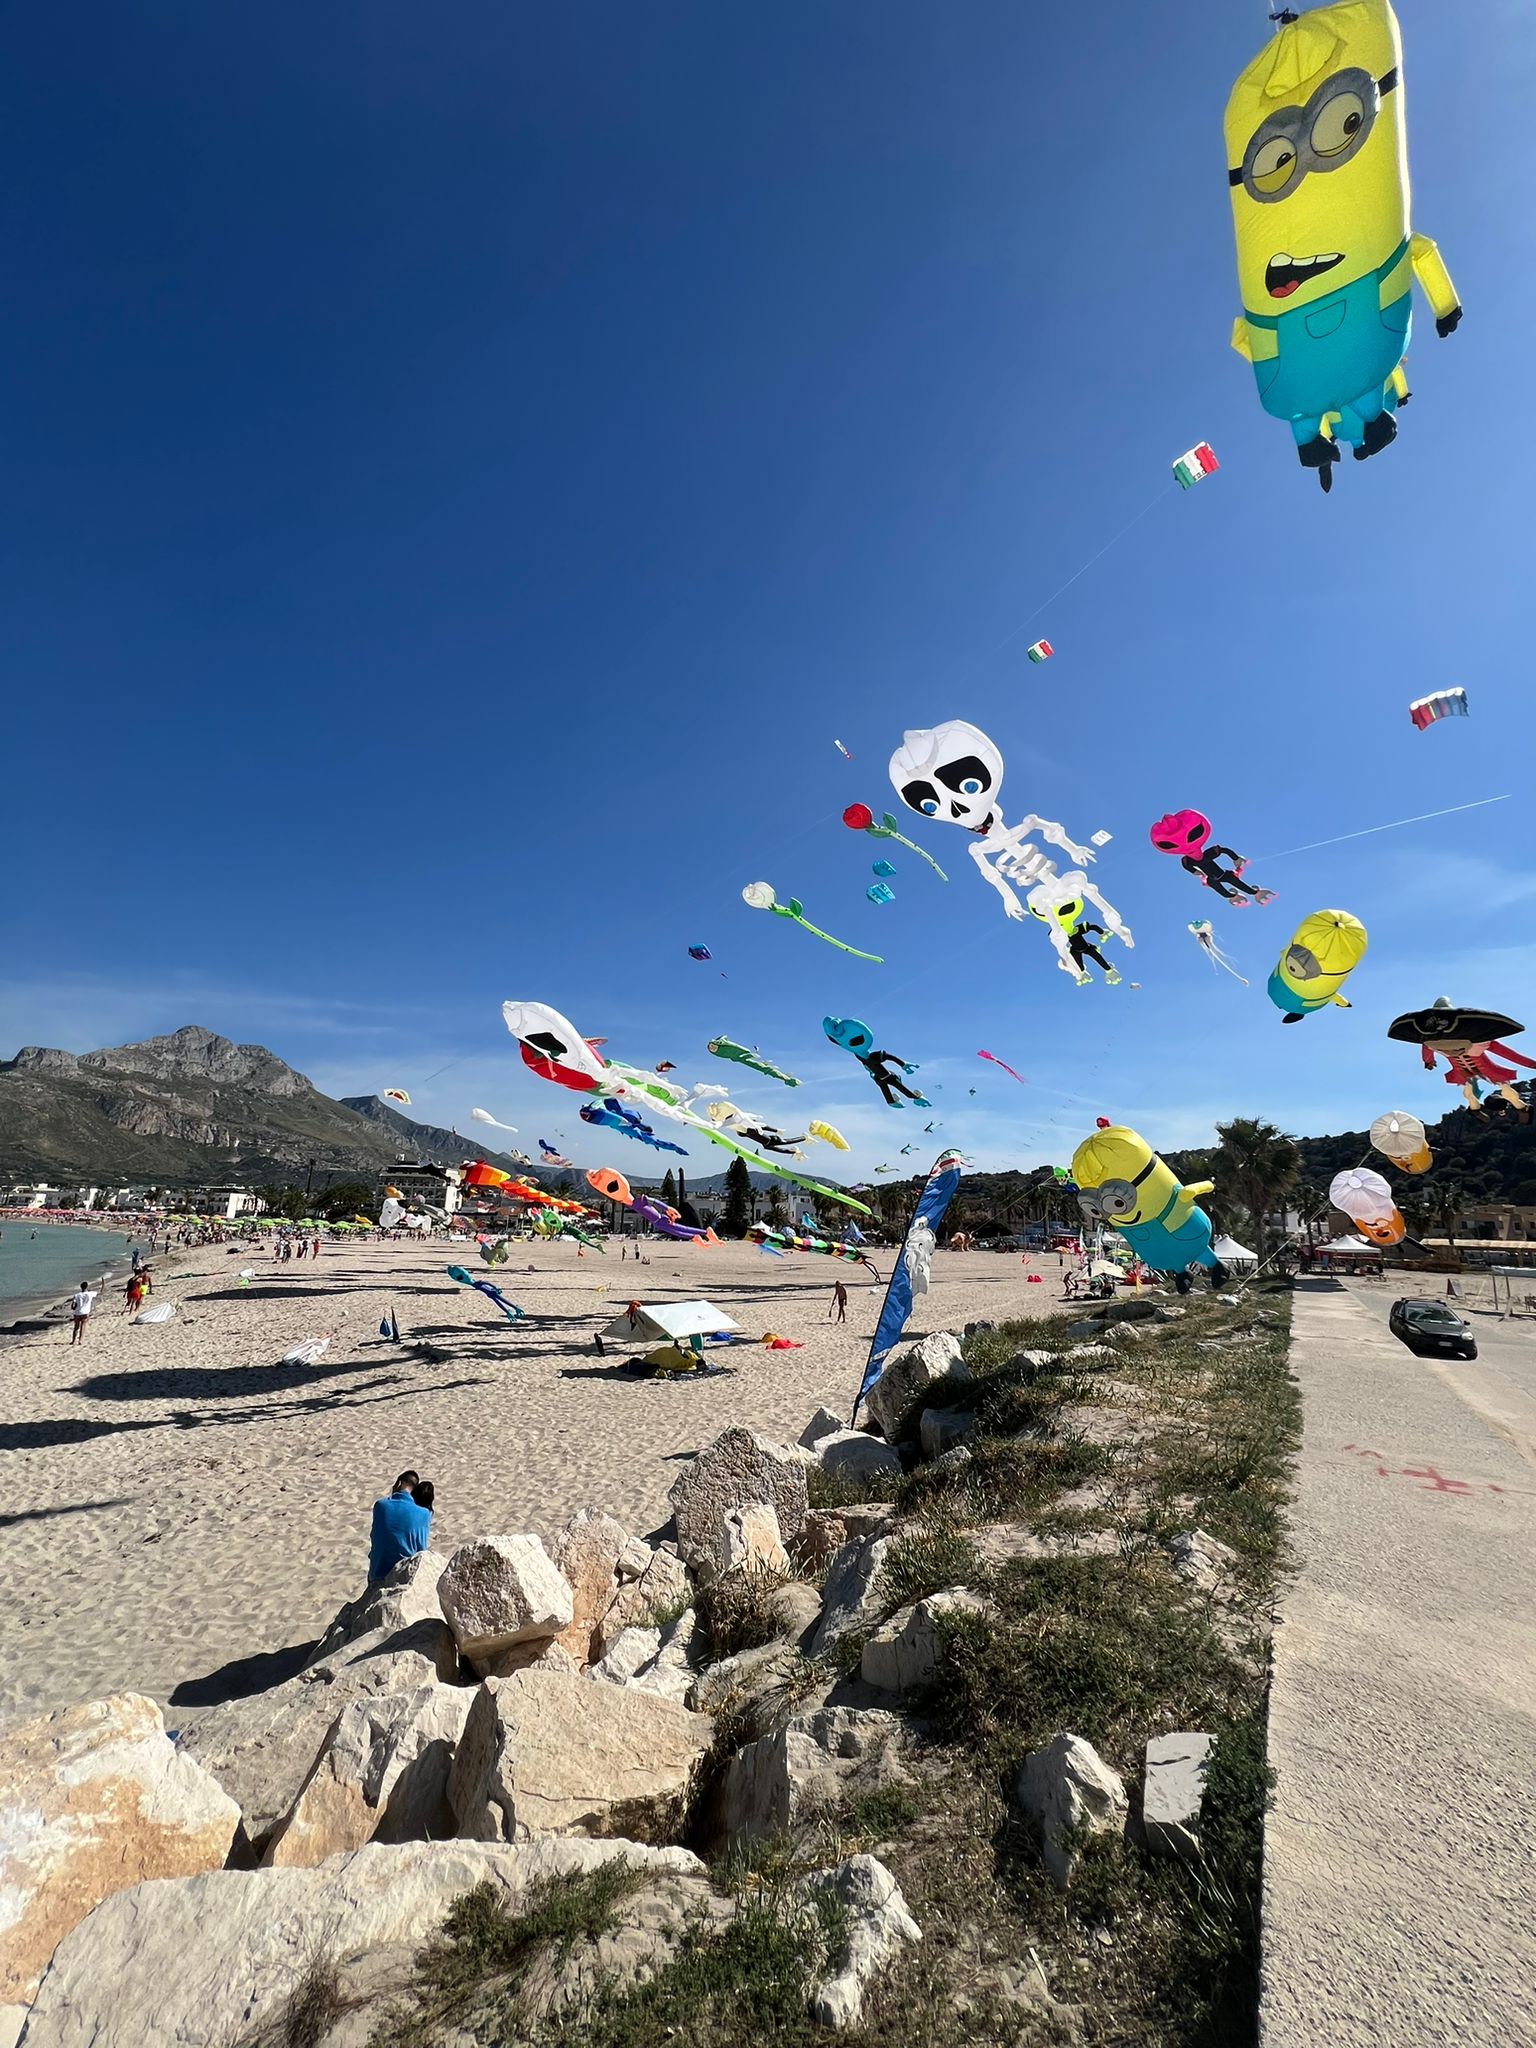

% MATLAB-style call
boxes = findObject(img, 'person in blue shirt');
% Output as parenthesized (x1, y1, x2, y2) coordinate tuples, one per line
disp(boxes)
(368, 1469, 433, 1583)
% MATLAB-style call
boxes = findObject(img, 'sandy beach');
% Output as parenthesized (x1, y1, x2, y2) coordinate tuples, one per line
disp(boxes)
(0, 1236, 1067, 1730)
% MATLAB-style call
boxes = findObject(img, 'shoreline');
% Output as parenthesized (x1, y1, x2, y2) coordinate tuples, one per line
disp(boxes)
(0, 1223, 138, 1334)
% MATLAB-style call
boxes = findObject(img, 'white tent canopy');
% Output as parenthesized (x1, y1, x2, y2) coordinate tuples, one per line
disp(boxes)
(1314, 1235, 1381, 1256)
(1212, 1235, 1258, 1267)
(600, 1300, 742, 1346)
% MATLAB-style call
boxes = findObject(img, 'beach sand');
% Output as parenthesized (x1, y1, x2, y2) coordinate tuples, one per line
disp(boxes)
(0, 1236, 1068, 1729)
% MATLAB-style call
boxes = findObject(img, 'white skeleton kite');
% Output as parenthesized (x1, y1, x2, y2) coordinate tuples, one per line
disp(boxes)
(888, 721, 1132, 977)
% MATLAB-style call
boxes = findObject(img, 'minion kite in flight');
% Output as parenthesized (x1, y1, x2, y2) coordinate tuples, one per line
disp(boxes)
(1224, 0, 1461, 491)
(1071, 1121, 1228, 1289)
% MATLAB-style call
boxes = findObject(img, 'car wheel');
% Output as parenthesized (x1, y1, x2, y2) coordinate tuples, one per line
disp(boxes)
(1460, 1344, 1477, 1360)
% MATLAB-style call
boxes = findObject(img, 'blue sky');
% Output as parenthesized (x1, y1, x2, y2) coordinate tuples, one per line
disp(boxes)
(7, 1, 1534, 1179)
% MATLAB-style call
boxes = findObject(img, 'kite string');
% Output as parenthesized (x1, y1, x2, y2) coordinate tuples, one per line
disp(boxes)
(1254, 793, 1510, 864)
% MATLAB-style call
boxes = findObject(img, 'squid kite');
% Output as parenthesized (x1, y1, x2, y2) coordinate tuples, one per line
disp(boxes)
(586, 1169, 718, 1245)
(742, 882, 883, 963)
(1189, 920, 1248, 984)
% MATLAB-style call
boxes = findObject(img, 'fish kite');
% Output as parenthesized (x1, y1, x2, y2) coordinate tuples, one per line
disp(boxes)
(586, 1168, 718, 1245)
(1189, 919, 1248, 984)
(842, 803, 948, 882)
(706, 1037, 799, 1087)
(1149, 810, 1275, 905)
(1409, 688, 1468, 731)
(580, 1097, 689, 1155)
(889, 721, 1128, 960)
(977, 1049, 1028, 1086)
(1224, 0, 1461, 491)
(742, 882, 883, 962)
(1026, 639, 1053, 664)
(824, 1016, 930, 1108)
(1268, 909, 1368, 1022)
(471, 1107, 519, 1133)
(1171, 442, 1219, 489)
(382, 1089, 412, 1106)
(447, 1265, 524, 1322)
(539, 1140, 573, 1166)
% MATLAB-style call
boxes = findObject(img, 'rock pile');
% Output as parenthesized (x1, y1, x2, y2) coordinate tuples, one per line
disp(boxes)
(0, 1323, 1207, 2045)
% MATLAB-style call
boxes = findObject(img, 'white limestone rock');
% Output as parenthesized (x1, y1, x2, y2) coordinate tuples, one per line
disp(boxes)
(798, 1406, 846, 1449)
(1142, 1732, 1214, 1858)
(437, 1535, 574, 1662)
(1013, 1732, 1128, 1889)
(808, 1534, 897, 1659)
(0, 1694, 240, 2008)
(815, 1430, 904, 1488)
(859, 1590, 985, 1696)
(668, 1427, 808, 1574)
(864, 1331, 965, 1442)
(918, 1407, 975, 1458)
(720, 1706, 906, 1843)
(804, 1854, 922, 2030)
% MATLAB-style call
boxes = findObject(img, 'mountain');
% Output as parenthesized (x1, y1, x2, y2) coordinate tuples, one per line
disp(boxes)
(338, 1095, 524, 1174)
(0, 1027, 521, 1189)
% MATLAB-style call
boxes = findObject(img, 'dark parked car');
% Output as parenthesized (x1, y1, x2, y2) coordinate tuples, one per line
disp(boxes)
(1388, 1297, 1478, 1360)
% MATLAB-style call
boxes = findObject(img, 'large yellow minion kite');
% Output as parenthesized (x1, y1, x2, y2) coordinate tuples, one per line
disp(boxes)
(1071, 1121, 1226, 1287)
(1267, 908, 1368, 1021)
(1225, 0, 1461, 491)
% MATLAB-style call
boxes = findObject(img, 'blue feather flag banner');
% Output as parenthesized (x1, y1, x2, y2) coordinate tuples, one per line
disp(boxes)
(852, 1163, 962, 1421)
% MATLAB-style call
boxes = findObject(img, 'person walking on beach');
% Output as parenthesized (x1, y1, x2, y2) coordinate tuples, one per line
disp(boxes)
(68, 1282, 97, 1345)
(368, 1469, 433, 1583)
(830, 1278, 848, 1323)
(311, 1235, 321, 1260)
(123, 1271, 147, 1316)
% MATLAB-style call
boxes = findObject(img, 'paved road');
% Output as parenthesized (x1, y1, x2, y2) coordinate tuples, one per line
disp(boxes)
(1261, 1278, 1536, 2048)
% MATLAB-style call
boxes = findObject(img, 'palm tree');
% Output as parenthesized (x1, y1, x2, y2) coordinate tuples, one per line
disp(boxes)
(1212, 1117, 1301, 1260)
(1293, 1181, 1330, 1247)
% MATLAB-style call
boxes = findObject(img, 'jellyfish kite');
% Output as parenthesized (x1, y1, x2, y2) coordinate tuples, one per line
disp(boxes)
(1189, 920, 1248, 984)
(1268, 910, 1367, 1021)
(1224, 0, 1461, 492)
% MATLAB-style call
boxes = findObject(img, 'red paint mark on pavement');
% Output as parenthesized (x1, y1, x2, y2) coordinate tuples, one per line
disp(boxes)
(1341, 1446, 1506, 1495)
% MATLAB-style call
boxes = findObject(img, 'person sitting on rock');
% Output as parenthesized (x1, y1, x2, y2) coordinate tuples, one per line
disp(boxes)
(368, 1469, 432, 1583)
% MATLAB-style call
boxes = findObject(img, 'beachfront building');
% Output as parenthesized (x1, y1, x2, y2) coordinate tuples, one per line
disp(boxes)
(1458, 1202, 1536, 1242)
(6, 1184, 68, 1210)
(380, 1159, 462, 1218)
(188, 1186, 266, 1219)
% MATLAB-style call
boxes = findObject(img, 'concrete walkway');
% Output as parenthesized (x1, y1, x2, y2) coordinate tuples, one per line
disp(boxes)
(1261, 1280, 1536, 2048)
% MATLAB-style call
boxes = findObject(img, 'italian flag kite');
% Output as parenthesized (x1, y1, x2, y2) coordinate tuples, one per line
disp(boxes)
(1172, 441, 1219, 489)
(1026, 639, 1053, 664)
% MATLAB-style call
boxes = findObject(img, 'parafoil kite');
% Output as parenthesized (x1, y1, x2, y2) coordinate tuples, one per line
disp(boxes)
(447, 1265, 524, 1323)
(539, 1140, 574, 1165)
(1329, 1166, 1405, 1245)
(1149, 810, 1275, 905)
(687, 945, 712, 961)
(889, 721, 1127, 955)
(977, 1049, 1027, 1086)
(1224, 0, 1461, 491)
(1189, 919, 1248, 984)
(706, 1036, 799, 1087)
(872, 859, 895, 878)
(1026, 639, 1053, 664)
(586, 1168, 718, 1246)
(741, 882, 883, 962)
(1027, 883, 1130, 985)
(866, 882, 895, 906)
(471, 1107, 519, 1133)
(1072, 1119, 1227, 1284)
(1267, 909, 1367, 1021)
(382, 1089, 412, 1106)
(1172, 442, 1219, 489)
(824, 1017, 931, 1108)
(841, 803, 948, 881)
(1369, 1109, 1431, 1172)
(1409, 688, 1468, 731)
(1387, 997, 1535, 1113)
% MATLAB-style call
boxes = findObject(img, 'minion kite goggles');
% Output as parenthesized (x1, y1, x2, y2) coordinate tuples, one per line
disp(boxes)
(1231, 65, 1397, 203)
(1077, 1157, 1156, 1223)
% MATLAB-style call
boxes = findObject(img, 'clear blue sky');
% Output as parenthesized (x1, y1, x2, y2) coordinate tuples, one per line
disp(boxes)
(7, 2, 1534, 1179)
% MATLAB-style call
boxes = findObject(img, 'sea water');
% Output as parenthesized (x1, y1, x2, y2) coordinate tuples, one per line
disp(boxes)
(0, 1222, 136, 1318)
